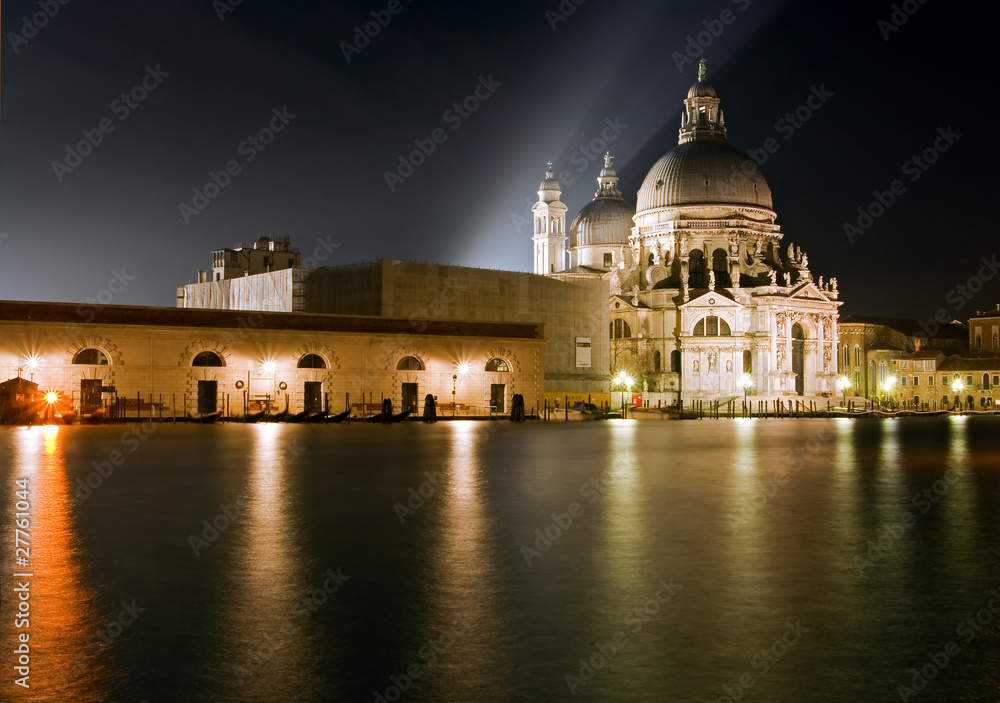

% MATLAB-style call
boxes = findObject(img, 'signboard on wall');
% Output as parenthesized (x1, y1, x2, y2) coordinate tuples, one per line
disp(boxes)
(576, 338, 591, 368)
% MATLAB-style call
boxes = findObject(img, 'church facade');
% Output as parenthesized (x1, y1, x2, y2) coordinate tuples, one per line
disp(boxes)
(534, 61, 843, 404)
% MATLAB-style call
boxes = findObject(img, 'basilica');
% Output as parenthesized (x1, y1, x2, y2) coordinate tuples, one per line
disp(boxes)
(532, 61, 843, 403)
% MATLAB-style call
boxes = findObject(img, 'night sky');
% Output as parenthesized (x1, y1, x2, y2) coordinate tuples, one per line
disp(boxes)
(1, 0, 994, 319)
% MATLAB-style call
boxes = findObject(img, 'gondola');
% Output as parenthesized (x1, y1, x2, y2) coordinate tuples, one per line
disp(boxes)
(188, 410, 223, 424)
(304, 410, 329, 423)
(363, 410, 411, 424)
(323, 409, 351, 423)
(81, 408, 109, 425)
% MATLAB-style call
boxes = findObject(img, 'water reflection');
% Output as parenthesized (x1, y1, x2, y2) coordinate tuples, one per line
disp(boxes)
(3, 427, 112, 702)
(420, 422, 509, 701)
(212, 424, 320, 701)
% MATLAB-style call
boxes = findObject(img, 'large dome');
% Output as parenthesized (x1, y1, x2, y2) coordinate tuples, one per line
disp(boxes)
(569, 198, 635, 248)
(636, 140, 773, 212)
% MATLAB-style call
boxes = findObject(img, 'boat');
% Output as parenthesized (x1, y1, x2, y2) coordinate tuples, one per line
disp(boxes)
(189, 410, 223, 424)
(323, 409, 351, 423)
(57, 410, 78, 425)
(239, 410, 265, 423)
(564, 402, 606, 421)
(262, 408, 289, 422)
(81, 408, 109, 425)
(285, 411, 308, 423)
(629, 406, 680, 420)
(304, 410, 329, 423)
(363, 409, 412, 424)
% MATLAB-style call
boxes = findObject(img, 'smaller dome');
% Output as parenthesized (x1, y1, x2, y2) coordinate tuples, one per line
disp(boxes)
(688, 80, 717, 98)
(539, 173, 561, 191)
(538, 160, 561, 192)
(569, 198, 635, 249)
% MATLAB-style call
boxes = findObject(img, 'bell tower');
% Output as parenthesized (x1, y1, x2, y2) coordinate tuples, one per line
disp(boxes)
(531, 161, 568, 275)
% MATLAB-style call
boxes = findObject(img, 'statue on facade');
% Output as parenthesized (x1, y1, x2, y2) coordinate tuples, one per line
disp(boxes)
(693, 358, 700, 373)
(830, 277, 838, 292)
(708, 350, 718, 373)
(629, 284, 640, 303)
(768, 269, 777, 285)
(817, 276, 824, 290)
(708, 268, 716, 289)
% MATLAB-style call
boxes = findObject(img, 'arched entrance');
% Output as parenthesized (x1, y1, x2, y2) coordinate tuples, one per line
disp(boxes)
(792, 324, 805, 396)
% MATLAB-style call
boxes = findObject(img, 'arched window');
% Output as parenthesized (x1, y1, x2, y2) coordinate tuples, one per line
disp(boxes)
(670, 350, 681, 373)
(396, 356, 423, 371)
(693, 316, 730, 336)
(976, 335, 982, 349)
(712, 249, 730, 287)
(688, 250, 705, 287)
(994, 334, 999, 349)
(610, 319, 631, 339)
(485, 358, 509, 372)
(653, 351, 661, 373)
(984, 373, 991, 391)
(73, 348, 108, 365)
(854, 345, 861, 367)
(297, 353, 326, 369)
(743, 350, 753, 374)
(192, 351, 223, 367)
(647, 253, 655, 267)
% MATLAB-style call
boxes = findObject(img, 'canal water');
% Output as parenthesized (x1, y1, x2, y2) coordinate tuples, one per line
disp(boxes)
(1, 417, 999, 702)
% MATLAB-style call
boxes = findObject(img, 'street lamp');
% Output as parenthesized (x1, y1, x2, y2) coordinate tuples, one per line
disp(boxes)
(951, 377, 965, 410)
(614, 370, 633, 415)
(453, 362, 469, 416)
(882, 375, 897, 409)
(44, 391, 58, 423)
(25, 355, 40, 382)
(740, 374, 754, 401)
(837, 375, 852, 407)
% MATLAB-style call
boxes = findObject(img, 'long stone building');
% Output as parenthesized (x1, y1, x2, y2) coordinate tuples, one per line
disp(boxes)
(0, 301, 545, 418)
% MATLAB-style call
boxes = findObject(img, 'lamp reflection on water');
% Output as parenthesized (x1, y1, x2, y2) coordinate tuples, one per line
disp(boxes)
(212, 423, 322, 697)
(4, 427, 114, 701)
(420, 422, 510, 700)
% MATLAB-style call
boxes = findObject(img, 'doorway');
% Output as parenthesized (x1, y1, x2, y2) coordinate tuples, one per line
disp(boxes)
(490, 383, 505, 413)
(792, 324, 805, 396)
(197, 380, 218, 414)
(401, 383, 418, 413)
(80, 379, 102, 415)
(304, 382, 323, 414)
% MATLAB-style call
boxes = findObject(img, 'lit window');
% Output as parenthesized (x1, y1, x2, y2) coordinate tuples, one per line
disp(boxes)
(396, 356, 423, 371)
(73, 348, 108, 365)
(192, 351, 223, 367)
(297, 354, 326, 369)
(485, 358, 509, 372)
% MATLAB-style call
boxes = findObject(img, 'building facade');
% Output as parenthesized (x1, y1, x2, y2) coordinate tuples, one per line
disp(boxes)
(179, 260, 610, 402)
(0, 301, 545, 418)
(538, 61, 843, 404)
(889, 349, 999, 409)
(969, 306, 1000, 356)
(838, 316, 968, 399)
